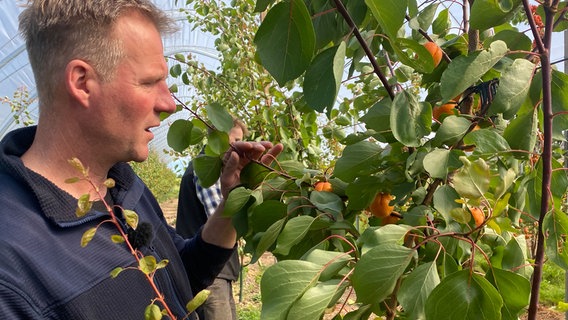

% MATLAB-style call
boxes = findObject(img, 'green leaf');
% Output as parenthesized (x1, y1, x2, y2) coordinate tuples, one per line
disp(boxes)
(391, 90, 431, 147)
(76, 193, 92, 217)
(123, 209, 139, 230)
(431, 115, 472, 147)
(489, 58, 535, 119)
(503, 109, 537, 159)
(252, 218, 286, 264)
(365, 0, 407, 39)
(144, 304, 162, 320)
(309, 191, 344, 218)
(288, 279, 346, 319)
(550, 70, 568, 139)
(351, 243, 417, 304)
(222, 187, 252, 217)
(463, 128, 511, 154)
(139, 255, 157, 275)
(304, 42, 346, 112)
(111, 235, 124, 244)
(156, 259, 169, 270)
(452, 157, 490, 200)
(425, 270, 504, 319)
(544, 208, 568, 269)
(254, 0, 315, 86)
(486, 268, 530, 319)
(110, 267, 123, 278)
(193, 155, 222, 188)
(399, 262, 440, 320)
(345, 176, 382, 211)
(333, 141, 383, 182)
(358, 224, 413, 255)
(433, 185, 462, 224)
(440, 41, 508, 103)
(205, 102, 233, 133)
(470, 0, 522, 31)
(167, 119, 193, 152)
(261, 260, 321, 319)
(169, 64, 182, 77)
(240, 161, 272, 189)
(186, 289, 210, 314)
(301, 249, 351, 282)
(81, 227, 97, 247)
(205, 130, 229, 156)
(432, 8, 450, 35)
(423, 148, 464, 179)
(274, 216, 315, 256)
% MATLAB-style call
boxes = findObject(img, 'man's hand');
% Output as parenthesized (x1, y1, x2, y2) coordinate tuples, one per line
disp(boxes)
(219, 141, 284, 198)
(201, 141, 283, 248)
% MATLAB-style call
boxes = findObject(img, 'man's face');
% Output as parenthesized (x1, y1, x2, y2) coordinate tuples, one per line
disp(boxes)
(89, 11, 175, 163)
(228, 126, 244, 144)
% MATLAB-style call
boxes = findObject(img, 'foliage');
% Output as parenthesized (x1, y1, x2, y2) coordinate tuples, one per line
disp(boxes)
(540, 261, 566, 306)
(2, 86, 36, 127)
(130, 150, 180, 203)
(168, 0, 568, 320)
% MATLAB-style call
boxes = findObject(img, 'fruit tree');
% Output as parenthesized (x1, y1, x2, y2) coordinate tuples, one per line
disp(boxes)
(166, 0, 568, 319)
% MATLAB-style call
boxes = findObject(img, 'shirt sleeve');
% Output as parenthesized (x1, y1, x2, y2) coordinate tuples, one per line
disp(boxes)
(193, 175, 222, 217)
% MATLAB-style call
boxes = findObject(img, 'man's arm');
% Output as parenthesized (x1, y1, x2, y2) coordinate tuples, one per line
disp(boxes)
(200, 141, 283, 248)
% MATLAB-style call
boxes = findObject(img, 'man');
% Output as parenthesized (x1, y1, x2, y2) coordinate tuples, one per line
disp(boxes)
(0, 1, 282, 319)
(176, 119, 248, 320)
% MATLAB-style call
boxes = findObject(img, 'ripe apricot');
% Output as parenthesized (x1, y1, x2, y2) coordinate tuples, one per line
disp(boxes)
(470, 207, 484, 227)
(369, 193, 394, 218)
(314, 181, 332, 192)
(432, 101, 456, 121)
(380, 214, 400, 225)
(423, 41, 443, 67)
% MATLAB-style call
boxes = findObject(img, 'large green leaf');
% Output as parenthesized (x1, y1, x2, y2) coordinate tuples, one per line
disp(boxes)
(399, 262, 440, 320)
(390, 38, 436, 74)
(486, 268, 530, 320)
(351, 243, 417, 304)
(205, 102, 233, 132)
(391, 90, 431, 147)
(252, 218, 286, 264)
(502, 109, 537, 159)
(452, 157, 490, 200)
(304, 42, 346, 112)
(470, 0, 522, 31)
(463, 128, 511, 154)
(260, 260, 321, 320)
(358, 224, 413, 255)
(273, 216, 316, 256)
(431, 115, 472, 147)
(287, 279, 347, 320)
(167, 119, 193, 152)
(551, 70, 568, 139)
(433, 185, 462, 224)
(345, 176, 382, 211)
(222, 187, 252, 217)
(423, 148, 464, 179)
(440, 41, 508, 103)
(254, 0, 315, 86)
(425, 270, 504, 319)
(204, 130, 229, 156)
(489, 58, 535, 119)
(301, 249, 351, 282)
(365, 0, 407, 39)
(193, 155, 222, 188)
(543, 208, 568, 270)
(333, 141, 383, 182)
(309, 190, 344, 218)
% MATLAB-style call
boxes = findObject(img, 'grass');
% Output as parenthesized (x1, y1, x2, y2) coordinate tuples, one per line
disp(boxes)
(540, 261, 566, 306)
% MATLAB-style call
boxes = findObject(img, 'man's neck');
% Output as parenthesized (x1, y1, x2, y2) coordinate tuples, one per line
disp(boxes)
(21, 124, 110, 200)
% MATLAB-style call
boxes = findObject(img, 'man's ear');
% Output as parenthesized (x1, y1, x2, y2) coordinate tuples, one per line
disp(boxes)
(65, 59, 98, 108)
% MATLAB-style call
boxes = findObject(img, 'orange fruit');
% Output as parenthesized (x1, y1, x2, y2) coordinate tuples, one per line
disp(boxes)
(380, 214, 400, 225)
(369, 193, 394, 218)
(433, 101, 456, 121)
(423, 42, 443, 67)
(314, 181, 332, 192)
(470, 207, 484, 227)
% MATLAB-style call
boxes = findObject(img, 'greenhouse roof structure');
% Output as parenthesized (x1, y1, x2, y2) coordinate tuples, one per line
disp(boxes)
(0, 0, 221, 165)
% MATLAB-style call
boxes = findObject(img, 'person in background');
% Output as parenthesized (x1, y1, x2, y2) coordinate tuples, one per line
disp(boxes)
(0, 1, 283, 319)
(176, 118, 248, 320)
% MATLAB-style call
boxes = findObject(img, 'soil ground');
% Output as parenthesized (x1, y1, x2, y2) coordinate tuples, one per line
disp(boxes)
(160, 199, 565, 320)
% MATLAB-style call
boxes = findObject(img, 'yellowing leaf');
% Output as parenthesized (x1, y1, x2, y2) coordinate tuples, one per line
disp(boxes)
(81, 227, 97, 247)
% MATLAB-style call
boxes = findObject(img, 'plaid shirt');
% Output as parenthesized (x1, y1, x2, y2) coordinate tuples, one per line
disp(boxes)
(193, 174, 223, 217)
